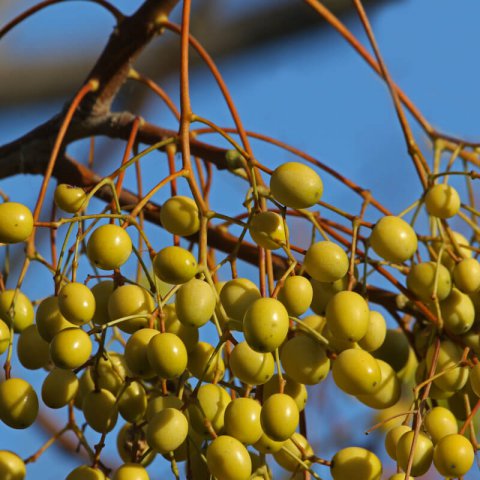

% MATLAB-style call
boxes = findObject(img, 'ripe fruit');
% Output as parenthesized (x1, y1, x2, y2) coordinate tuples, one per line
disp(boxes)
(0, 378, 38, 429)
(332, 349, 381, 395)
(0, 290, 34, 332)
(118, 381, 147, 423)
(270, 161, 323, 209)
(249, 211, 288, 250)
(453, 258, 480, 293)
(124, 328, 158, 378)
(91, 280, 114, 325)
(326, 291, 369, 342)
(425, 183, 461, 218)
(432, 230, 472, 270)
(0, 450, 26, 480)
(369, 215, 417, 263)
(253, 433, 286, 454)
(310, 276, 348, 314)
(58, 282, 96, 325)
(87, 224, 132, 270)
(424, 406, 458, 443)
(277, 276, 313, 317)
(42, 368, 78, 409)
(54, 184, 87, 213)
(229, 341, 274, 385)
(82, 389, 118, 433)
(206, 435, 252, 480)
(35, 295, 75, 342)
(163, 303, 199, 351)
(263, 374, 308, 412)
(440, 288, 475, 335)
(224, 397, 262, 445)
(273, 432, 313, 472)
(160, 195, 200, 236)
(243, 297, 289, 352)
(331, 447, 382, 480)
(50, 327, 92, 369)
(147, 332, 188, 379)
(385, 425, 411, 460)
(358, 310, 386, 352)
(146, 407, 189, 454)
(407, 261, 452, 302)
(187, 341, 225, 383)
(373, 329, 410, 372)
(219, 277, 261, 322)
(153, 246, 197, 284)
(0, 202, 33, 244)
(175, 278, 216, 327)
(66, 466, 105, 480)
(433, 433, 474, 477)
(260, 393, 299, 441)
(303, 241, 349, 282)
(113, 463, 150, 480)
(396, 430, 433, 477)
(0, 319, 10, 355)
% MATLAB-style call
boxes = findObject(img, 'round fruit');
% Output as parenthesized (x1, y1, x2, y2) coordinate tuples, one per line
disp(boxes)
(224, 397, 262, 445)
(396, 430, 433, 477)
(0, 378, 38, 429)
(277, 276, 313, 317)
(58, 282, 96, 326)
(331, 447, 382, 480)
(163, 303, 199, 352)
(433, 433, 474, 477)
(273, 432, 313, 472)
(453, 258, 480, 293)
(108, 284, 154, 333)
(66, 466, 105, 480)
(406, 261, 452, 302)
(35, 295, 76, 342)
(50, 327, 92, 369)
(124, 328, 158, 378)
(82, 388, 118, 433)
(332, 349, 381, 395)
(0, 202, 33, 244)
(42, 368, 78, 409)
(249, 211, 288, 250)
(260, 393, 299, 441)
(16, 324, 50, 370)
(469, 363, 480, 397)
(118, 381, 147, 423)
(147, 332, 188, 379)
(425, 183, 461, 218)
(0, 319, 10, 355)
(146, 394, 183, 422)
(187, 341, 225, 383)
(310, 276, 348, 314)
(243, 297, 289, 352)
(253, 433, 286, 454)
(369, 215, 418, 263)
(263, 374, 308, 412)
(175, 278, 216, 327)
(0, 290, 34, 333)
(326, 291, 369, 342)
(424, 406, 458, 444)
(441, 288, 475, 335)
(270, 161, 323, 209)
(303, 241, 349, 282)
(358, 310, 386, 352)
(0, 450, 26, 480)
(87, 224, 132, 270)
(153, 245, 197, 285)
(207, 435, 252, 480)
(280, 335, 330, 385)
(113, 463, 150, 480)
(91, 352, 127, 395)
(384, 425, 411, 460)
(219, 278, 261, 322)
(54, 184, 87, 213)
(160, 195, 200, 236)
(229, 341, 274, 385)
(91, 280, 114, 325)
(146, 407, 189, 454)
(372, 329, 410, 372)
(432, 230, 472, 271)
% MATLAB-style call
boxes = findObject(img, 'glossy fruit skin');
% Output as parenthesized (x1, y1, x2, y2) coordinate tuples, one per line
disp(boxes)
(407, 261, 452, 302)
(280, 335, 330, 385)
(425, 183, 461, 218)
(424, 406, 458, 444)
(108, 284, 154, 334)
(16, 324, 49, 370)
(91, 352, 128, 395)
(175, 278, 216, 327)
(243, 298, 289, 353)
(54, 184, 87, 213)
(82, 389, 118, 433)
(113, 463, 150, 480)
(124, 328, 158, 378)
(249, 211, 288, 250)
(0, 378, 38, 429)
(91, 280, 114, 326)
(326, 291, 369, 342)
(263, 374, 308, 412)
(273, 432, 313, 472)
(229, 341, 274, 385)
(0, 290, 34, 333)
(332, 349, 381, 395)
(432, 230, 472, 271)
(453, 258, 480, 293)
(224, 397, 262, 445)
(0, 202, 33, 244)
(261, 393, 299, 441)
(118, 381, 147, 423)
(42, 368, 79, 409)
(66, 466, 106, 480)
(87, 224, 132, 270)
(310, 276, 348, 315)
(331, 447, 382, 480)
(396, 430, 433, 477)
(0, 450, 26, 480)
(303, 241, 349, 282)
(358, 311, 386, 352)
(187, 341, 225, 383)
(220, 278, 261, 322)
(206, 435, 252, 480)
(35, 296, 76, 342)
(277, 276, 313, 317)
(50, 327, 92, 369)
(441, 288, 475, 335)
(270, 161, 323, 209)
(146, 394, 183, 422)
(0, 319, 10, 355)
(433, 433, 474, 477)
(163, 304, 199, 352)
(369, 215, 418, 264)
(384, 425, 411, 460)
(160, 195, 200, 236)
(153, 246, 197, 285)
(253, 433, 286, 454)
(58, 282, 96, 326)
(146, 407, 188, 454)
(147, 332, 188, 379)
